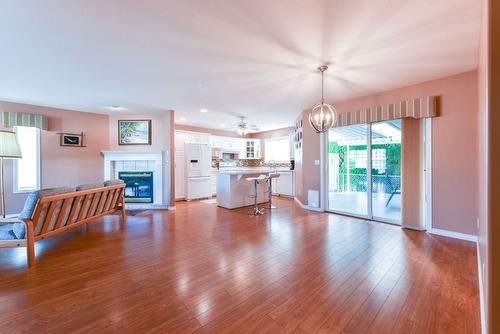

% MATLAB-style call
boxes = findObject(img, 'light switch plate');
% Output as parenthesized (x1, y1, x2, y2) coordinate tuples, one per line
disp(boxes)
(314, 160, 320, 165)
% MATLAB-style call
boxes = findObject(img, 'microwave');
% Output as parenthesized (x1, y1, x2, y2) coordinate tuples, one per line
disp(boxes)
(222, 152, 239, 161)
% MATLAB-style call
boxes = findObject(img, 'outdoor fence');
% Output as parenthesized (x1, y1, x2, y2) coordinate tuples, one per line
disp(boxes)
(332, 173, 400, 194)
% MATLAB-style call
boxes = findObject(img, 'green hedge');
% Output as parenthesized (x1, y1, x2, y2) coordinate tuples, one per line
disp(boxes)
(328, 142, 401, 176)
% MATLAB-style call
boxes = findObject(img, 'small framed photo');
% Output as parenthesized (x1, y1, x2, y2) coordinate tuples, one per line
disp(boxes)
(118, 120, 152, 145)
(60, 133, 83, 147)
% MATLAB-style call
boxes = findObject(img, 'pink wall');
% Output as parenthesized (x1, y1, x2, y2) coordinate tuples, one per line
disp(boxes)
(0, 101, 109, 214)
(477, 0, 490, 331)
(0, 103, 175, 212)
(489, 1, 500, 330)
(293, 112, 321, 207)
(108, 112, 173, 205)
(488, 0, 500, 329)
(478, 0, 500, 331)
(300, 70, 479, 235)
(109, 113, 170, 152)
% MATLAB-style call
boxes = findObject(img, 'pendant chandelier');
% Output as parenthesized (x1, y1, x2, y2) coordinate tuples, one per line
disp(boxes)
(309, 65, 336, 133)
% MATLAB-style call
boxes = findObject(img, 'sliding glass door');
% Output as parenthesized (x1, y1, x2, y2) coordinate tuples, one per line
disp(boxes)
(327, 120, 401, 224)
(328, 124, 369, 217)
(371, 120, 401, 223)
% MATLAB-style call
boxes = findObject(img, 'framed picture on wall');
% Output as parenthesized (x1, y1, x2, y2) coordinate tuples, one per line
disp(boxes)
(59, 132, 85, 147)
(118, 120, 152, 145)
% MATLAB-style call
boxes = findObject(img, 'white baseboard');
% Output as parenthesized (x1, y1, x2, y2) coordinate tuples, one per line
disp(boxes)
(429, 228, 478, 242)
(401, 223, 426, 231)
(477, 243, 486, 334)
(294, 197, 324, 212)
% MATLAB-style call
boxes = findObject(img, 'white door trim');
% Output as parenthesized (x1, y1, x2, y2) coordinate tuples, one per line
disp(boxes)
(320, 132, 326, 211)
(424, 118, 433, 230)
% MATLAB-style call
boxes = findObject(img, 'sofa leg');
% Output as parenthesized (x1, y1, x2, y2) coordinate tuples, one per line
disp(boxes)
(25, 220, 35, 267)
(120, 197, 126, 225)
(27, 243, 35, 267)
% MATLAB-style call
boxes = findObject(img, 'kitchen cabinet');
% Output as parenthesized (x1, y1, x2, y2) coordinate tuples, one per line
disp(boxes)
(175, 151, 185, 199)
(230, 137, 245, 151)
(240, 139, 261, 159)
(210, 136, 227, 149)
(210, 136, 243, 151)
(210, 170, 218, 195)
(175, 130, 211, 200)
(175, 131, 210, 150)
(272, 171, 294, 197)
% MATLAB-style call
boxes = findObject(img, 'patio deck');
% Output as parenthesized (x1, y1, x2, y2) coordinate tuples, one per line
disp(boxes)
(329, 191, 401, 223)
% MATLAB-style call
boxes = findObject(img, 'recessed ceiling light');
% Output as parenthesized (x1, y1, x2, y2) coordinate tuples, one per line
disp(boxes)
(109, 106, 122, 110)
(200, 109, 208, 113)
(179, 117, 187, 121)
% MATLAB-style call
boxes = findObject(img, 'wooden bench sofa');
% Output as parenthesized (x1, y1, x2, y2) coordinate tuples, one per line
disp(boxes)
(0, 180, 126, 266)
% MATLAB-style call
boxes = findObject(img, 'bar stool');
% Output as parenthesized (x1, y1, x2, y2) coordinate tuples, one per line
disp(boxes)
(246, 175, 267, 216)
(266, 173, 280, 209)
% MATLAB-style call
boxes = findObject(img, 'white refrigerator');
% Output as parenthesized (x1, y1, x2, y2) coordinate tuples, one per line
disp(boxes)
(185, 143, 212, 200)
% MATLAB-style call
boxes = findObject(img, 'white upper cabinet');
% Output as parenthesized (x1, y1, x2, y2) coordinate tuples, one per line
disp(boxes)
(240, 139, 261, 159)
(229, 137, 244, 151)
(178, 131, 261, 159)
(210, 135, 243, 151)
(210, 135, 226, 148)
(175, 131, 210, 152)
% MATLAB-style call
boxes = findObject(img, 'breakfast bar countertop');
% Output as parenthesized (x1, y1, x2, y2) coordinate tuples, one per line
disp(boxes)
(217, 168, 293, 175)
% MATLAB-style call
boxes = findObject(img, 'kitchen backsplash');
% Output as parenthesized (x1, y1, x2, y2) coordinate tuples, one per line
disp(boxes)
(212, 158, 291, 169)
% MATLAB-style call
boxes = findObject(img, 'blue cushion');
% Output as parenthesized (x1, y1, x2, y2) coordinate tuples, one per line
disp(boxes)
(103, 179, 124, 187)
(18, 187, 75, 220)
(18, 192, 39, 220)
(0, 223, 24, 240)
(0, 229, 15, 240)
(12, 222, 25, 239)
(76, 183, 102, 191)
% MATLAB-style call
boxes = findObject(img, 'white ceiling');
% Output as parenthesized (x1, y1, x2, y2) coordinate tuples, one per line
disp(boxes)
(0, 0, 481, 132)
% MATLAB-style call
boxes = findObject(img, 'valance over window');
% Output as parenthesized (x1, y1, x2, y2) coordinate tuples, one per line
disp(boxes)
(1, 112, 48, 130)
(333, 96, 438, 128)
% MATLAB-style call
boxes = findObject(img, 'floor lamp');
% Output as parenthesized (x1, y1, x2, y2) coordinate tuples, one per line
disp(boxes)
(0, 129, 22, 218)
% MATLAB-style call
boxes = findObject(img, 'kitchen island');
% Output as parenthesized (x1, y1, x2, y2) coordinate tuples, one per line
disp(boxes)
(216, 169, 282, 209)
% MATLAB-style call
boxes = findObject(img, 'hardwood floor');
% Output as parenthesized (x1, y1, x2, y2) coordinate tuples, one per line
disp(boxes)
(0, 198, 480, 333)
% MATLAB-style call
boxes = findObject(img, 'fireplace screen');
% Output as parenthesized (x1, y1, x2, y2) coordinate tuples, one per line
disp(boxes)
(118, 171, 154, 203)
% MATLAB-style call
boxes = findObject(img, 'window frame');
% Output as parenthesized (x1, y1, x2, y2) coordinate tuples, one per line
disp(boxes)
(13, 126, 41, 193)
(264, 136, 290, 163)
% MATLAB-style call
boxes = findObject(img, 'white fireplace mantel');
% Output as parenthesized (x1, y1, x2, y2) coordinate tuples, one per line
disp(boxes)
(101, 150, 163, 162)
(101, 150, 168, 209)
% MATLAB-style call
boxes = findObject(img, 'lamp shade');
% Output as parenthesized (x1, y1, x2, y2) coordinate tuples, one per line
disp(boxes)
(0, 129, 22, 158)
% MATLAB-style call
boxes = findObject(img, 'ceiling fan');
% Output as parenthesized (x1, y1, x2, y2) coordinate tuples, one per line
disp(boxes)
(234, 116, 259, 136)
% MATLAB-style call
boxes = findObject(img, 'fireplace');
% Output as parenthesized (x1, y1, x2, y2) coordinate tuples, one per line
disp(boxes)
(118, 171, 154, 203)
(102, 151, 167, 208)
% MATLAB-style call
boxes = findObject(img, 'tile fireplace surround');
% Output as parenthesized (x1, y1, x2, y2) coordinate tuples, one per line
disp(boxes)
(101, 151, 169, 209)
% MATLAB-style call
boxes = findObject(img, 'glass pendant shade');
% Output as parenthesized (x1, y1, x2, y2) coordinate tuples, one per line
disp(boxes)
(309, 65, 337, 133)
